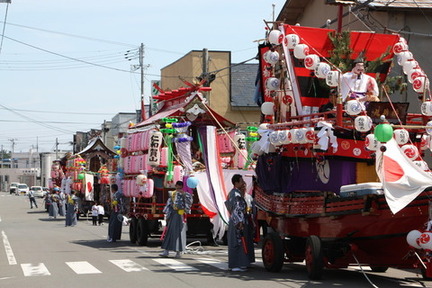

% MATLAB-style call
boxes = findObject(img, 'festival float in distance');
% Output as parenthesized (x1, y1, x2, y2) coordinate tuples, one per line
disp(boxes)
(252, 20, 432, 280)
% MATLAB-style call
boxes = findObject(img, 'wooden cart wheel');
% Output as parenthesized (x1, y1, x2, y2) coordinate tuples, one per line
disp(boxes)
(262, 232, 284, 272)
(129, 217, 138, 244)
(305, 235, 324, 280)
(370, 266, 388, 273)
(136, 218, 149, 246)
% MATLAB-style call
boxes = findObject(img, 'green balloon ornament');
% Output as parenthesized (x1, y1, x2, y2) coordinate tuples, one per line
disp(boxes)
(78, 173, 85, 180)
(374, 115, 393, 143)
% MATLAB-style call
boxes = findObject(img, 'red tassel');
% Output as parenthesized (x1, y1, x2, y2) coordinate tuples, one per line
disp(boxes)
(241, 235, 248, 254)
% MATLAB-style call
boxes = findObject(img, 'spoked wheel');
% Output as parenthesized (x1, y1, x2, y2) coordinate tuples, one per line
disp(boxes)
(136, 218, 149, 246)
(262, 232, 284, 272)
(305, 235, 324, 280)
(129, 217, 138, 244)
(370, 266, 388, 273)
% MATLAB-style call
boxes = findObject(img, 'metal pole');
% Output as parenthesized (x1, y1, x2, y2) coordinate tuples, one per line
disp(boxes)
(140, 43, 146, 121)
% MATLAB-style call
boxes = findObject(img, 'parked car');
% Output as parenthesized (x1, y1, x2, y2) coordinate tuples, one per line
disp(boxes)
(30, 186, 45, 198)
(9, 182, 19, 194)
(17, 184, 30, 195)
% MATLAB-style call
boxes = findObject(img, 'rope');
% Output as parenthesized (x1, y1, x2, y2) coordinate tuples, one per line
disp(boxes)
(352, 253, 379, 288)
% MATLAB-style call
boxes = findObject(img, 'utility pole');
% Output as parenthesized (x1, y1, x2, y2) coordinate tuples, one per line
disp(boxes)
(55, 138, 59, 160)
(139, 43, 146, 121)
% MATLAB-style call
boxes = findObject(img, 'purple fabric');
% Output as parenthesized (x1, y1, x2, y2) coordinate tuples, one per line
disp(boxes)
(256, 154, 356, 194)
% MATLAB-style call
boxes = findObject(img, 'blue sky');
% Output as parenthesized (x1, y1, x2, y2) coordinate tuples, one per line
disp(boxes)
(0, 0, 286, 153)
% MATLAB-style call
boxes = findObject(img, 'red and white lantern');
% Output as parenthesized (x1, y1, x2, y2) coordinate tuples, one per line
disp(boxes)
(402, 60, 418, 75)
(408, 68, 425, 84)
(268, 30, 283, 45)
(305, 127, 315, 143)
(406, 230, 422, 249)
(419, 232, 432, 250)
(401, 144, 419, 160)
(304, 54, 320, 70)
(365, 133, 378, 151)
(293, 43, 310, 59)
(393, 41, 409, 55)
(421, 134, 430, 150)
(397, 51, 413, 66)
(413, 76, 429, 93)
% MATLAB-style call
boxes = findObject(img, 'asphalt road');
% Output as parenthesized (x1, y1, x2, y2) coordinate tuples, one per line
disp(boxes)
(1, 191, 431, 288)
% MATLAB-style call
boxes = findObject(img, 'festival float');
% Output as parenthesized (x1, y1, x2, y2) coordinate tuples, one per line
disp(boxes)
(253, 21, 432, 280)
(119, 81, 256, 246)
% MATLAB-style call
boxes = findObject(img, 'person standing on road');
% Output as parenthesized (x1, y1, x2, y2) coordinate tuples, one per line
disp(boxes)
(28, 189, 38, 209)
(225, 174, 255, 272)
(159, 181, 192, 258)
(107, 184, 124, 242)
(91, 202, 99, 226)
(65, 191, 78, 227)
(97, 203, 105, 225)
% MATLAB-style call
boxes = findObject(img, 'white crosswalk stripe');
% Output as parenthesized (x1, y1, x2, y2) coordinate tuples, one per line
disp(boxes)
(66, 261, 102, 274)
(196, 257, 228, 270)
(21, 263, 51, 276)
(109, 259, 149, 272)
(153, 258, 199, 271)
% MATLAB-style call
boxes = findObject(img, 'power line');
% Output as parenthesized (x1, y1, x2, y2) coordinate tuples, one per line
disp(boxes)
(0, 107, 114, 115)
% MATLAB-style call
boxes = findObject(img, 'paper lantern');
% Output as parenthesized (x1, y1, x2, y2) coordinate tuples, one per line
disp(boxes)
(419, 232, 432, 250)
(147, 130, 163, 166)
(402, 60, 418, 75)
(269, 131, 280, 145)
(427, 121, 432, 136)
(304, 54, 320, 70)
(234, 133, 246, 150)
(266, 77, 280, 90)
(365, 133, 378, 151)
(393, 41, 409, 55)
(314, 62, 331, 79)
(397, 51, 413, 66)
(401, 144, 419, 160)
(406, 230, 422, 249)
(77, 173, 85, 180)
(278, 130, 290, 145)
(408, 68, 425, 84)
(139, 178, 154, 198)
(421, 134, 430, 150)
(413, 76, 429, 93)
(136, 174, 147, 186)
(294, 128, 307, 144)
(261, 102, 275, 115)
(285, 34, 300, 49)
(354, 116, 373, 132)
(326, 70, 340, 87)
(288, 129, 297, 144)
(345, 100, 362, 115)
(414, 160, 430, 171)
(374, 123, 394, 143)
(263, 50, 280, 65)
(268, 30, 283, 45)
(421, 101, 432, 116)
(186, 176, 199, 189)
(293, 43, 309, 59)
(393, 129, 410, 145)
(305, 127, 315, 143)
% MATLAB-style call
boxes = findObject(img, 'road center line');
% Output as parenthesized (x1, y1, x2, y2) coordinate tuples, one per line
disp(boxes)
(1, 230, 17, 265)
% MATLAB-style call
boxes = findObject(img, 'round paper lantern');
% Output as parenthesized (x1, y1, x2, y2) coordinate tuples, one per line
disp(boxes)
(427, 121, 432, 136)
(326, 70, 340, 87)
(293, 43, 310, 59)
(294, 128, 307, 144)
(261, 102, 275, 115)
(345, 100, 362, 116)
(408, 68, 425, 84)
(136, 174, 147, 186)
(354, 116, 373, 132)
(278, 130, 291, 145)
(186, 176, 199, 189)
(393, 129, 410, 145)
(365, 133, 378, 151)
(259, 123, 269, 130)
(413, 76, 429, 93)
(269, 131, 280, 145)
(304, 54, 320, 70)
(266, 77, 280, 90)
(401, 144, 419, 160)
(77, 173, 85, 180)
(402, 60, 418, 75)
(421, 134, 430, 150)
(289, 129, 298, 144)
(414, 160, 430, 171)
(393, 41, 409, 55)
(419, 232, 432, 250)
(285, 34, 300, 49)
(263, 50, 280, 65)
(268, 30, 283, 45)
(421, 101, 432, 116)
(374, 123, 394, 143)
(406, 230, 422, 249)
(314, 62, 331, 79)
(397, 51, 413, 66)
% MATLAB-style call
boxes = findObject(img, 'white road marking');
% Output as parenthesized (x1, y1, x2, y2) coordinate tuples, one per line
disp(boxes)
(109, 259, 149, 272)
(21, 263, 51, 276)
(196, 257, 228, 270)
(153, 258, 199, 271)
(1, 230, 17, 265)
(66, 261, 102, 274)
